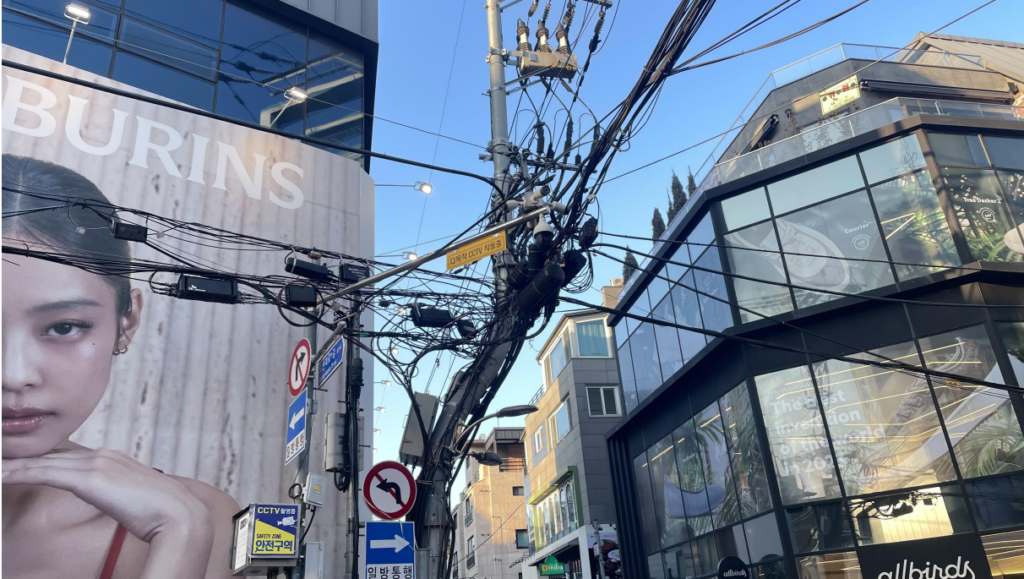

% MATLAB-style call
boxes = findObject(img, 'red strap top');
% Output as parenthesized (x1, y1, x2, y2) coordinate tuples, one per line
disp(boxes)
(100, 468, 163, 579)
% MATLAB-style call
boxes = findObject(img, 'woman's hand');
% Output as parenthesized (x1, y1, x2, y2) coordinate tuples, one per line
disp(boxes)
(3, 448, 215, 576)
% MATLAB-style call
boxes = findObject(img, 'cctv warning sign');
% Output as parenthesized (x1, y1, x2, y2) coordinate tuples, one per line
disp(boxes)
(251, 504, 299, 557)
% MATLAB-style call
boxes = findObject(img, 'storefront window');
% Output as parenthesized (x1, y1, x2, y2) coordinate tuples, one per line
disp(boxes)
(986, 136, 1024, 170)
(777, 191, 894, 309)
(919, 325, 1024, 478)
(720, 384, 773, 517)
(785, 501, 854, 553)
(796, 552, 863, 579)
(767, 156, 865, 216)
(755, 367, 842, 504)
(982, 529, 1024, 579)
(859, 135, 927, 185)
(750, 559, 787, 579)
(670, 271, 707, 361)
(942, 167, 1024, 262)
(812, 341, 956, 496)
(848, 484, 971, 545)
(930, 133, 990, 167)
(635, 453, 662, 554)
(724, 221, 794, 322)
(870, 170, 961, 280)
(631, 323, 664, 403)
(663, 547, 687, 579)
(649, 435, 688, 548)
(652, 295, 684, 379)
(649, 553, 668, 579)
(715, 524, 750, 563)
(966, 473, 1024, 531)
(721, 189, 772, 232)
(995, 322, 1024, 386)
(674, 418, 714, 537)
(744, 513, 785, 561)
(695, 403, 742, 528)
(689, 534, 719, 577)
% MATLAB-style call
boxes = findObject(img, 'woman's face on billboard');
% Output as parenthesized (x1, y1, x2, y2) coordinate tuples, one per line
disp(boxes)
(2, 250, 142, 458)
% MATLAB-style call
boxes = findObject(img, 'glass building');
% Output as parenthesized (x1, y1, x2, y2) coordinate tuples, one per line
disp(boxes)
(1, 0, 376, 167)
(606, 38, 1024, 579)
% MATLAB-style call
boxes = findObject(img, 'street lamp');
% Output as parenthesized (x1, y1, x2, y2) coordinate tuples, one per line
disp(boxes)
(453, 404, 538, 452)
(375, 406, 386, 413)
(414, 181, 434, 195)
(269, 86, 308, 126)
(469, 451, 503, 467)
(63, 3, 91, 65)
(405, 252, 418, 261)
(375, 380, 392, 387)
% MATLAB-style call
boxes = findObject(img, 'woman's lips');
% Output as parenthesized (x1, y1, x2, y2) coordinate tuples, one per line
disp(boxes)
(2, 408, 53, 435)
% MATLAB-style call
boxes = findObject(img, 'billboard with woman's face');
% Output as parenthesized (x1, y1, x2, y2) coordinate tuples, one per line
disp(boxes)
(1, 47, 373, 579)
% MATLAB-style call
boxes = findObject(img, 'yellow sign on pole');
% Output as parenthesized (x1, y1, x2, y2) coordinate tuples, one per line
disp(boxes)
(446, 231, 507, 271)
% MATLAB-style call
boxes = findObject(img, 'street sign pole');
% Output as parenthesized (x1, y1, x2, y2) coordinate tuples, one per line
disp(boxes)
(291, 257, 320, 579)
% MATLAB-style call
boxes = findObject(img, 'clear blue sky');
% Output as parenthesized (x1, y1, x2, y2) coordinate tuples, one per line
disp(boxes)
(366, 0, 1022, 497)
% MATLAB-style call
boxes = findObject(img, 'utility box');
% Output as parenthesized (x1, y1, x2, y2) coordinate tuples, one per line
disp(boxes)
(398, 392, 439, 467)
(230, 504, 300, 575)
(518, 51, 577, 80)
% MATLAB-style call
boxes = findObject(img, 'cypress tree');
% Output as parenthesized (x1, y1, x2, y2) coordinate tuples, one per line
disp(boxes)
(652, 207, 666, 239)
(623, 247, 639, 282)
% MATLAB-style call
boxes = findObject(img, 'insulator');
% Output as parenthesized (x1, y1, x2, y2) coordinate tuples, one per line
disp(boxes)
(562, 3, 575, 34)
(575, 152, 582, 166)
(517, 262, 564, 316)
(546, 143, 554, 161)
(535, 21, 552, 53)
(561, 250, 587, 287)
(535, 123, 545, 157)
(528, 0, 538, 17)
(563, 117, 574, 158)
(517, 19, 532, 52)
(591, 125, 600, 153)
(554, 23, 570, 55)
(540, 1, 551, 24)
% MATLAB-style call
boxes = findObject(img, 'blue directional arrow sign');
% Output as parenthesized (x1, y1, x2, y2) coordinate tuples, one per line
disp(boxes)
(365, 521, 415, 568)
(284, 389, 307, 465)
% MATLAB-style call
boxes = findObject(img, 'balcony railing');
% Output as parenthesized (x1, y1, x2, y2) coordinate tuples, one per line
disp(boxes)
(500, 457, 526, 472)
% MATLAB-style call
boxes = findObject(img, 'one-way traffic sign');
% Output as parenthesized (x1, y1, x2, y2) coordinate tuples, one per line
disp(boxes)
(365, 521, 414, 578)
(285, 389, 307, 465)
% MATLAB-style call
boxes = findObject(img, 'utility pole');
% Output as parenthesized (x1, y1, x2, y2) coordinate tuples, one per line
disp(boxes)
(344, 298, 364, 579)
(291, 255, 320, 579)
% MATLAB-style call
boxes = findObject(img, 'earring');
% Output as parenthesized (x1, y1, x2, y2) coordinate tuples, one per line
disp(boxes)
(112, 346, 128, 356)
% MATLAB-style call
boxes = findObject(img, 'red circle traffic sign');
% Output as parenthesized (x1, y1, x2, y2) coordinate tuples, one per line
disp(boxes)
(288, 338, 312, 397)
(363, 460, 417, 520)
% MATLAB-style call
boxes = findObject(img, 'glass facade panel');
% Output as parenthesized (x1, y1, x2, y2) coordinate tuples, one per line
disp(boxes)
(777, 191, 894, 309)
(649, 434, 688, 548)
(670, 271, 707, 361)
(767, 156, 865, 215)
(663, 547, 686, 579)
(653, 295, 684, 379)
(118, 17, 219, 80)
(721, 189, 772, 232)
(724, 220, 794, 322)
(673, 418, 714, 537)
(942, 168, 1024, 262)
(796, 552, 863, 579)
(919, 325, 1024, 478)
(690, 534, 719, 576)
(869, 170, 961, 280)
(112, 52, 215, 110)
(577, 320, 609, 356)
(648, 272, 672, 309)
(986, 136, 1024, 170)
(618, 341, 639, 413)
(995, 322, 1024, 386)
(859, 135, 926, 184)
(848, 484, 971, 545)
(812, 341, 956, 496)
(687, 213, 717, 261)
(744, 513, 785, 561)
(632, 323, 664, 403)
(720, 384, 773, 517)
(930, 133, 990, 167)
(305, 30, 364, 147)
(4, 0, 119, 41)
(2, 11, 114, 77)
(755, 367, 842, 504)
(983, 529, 1024, 579)
(715, 524, 750, 563)
(966, 473, 1024, 531)
(124, 0, 223, 47)
(695, 403, 742, 528)
(694, 248, 732, 333)
(785, 501, 854, 553)
(649, 552, 668, 579)
(636, 453, 662, 554)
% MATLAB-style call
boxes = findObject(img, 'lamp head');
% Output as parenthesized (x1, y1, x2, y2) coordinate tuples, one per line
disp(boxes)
(496, 404, 539, 418)
(415, 181, 433, 195)
(285, 86, 308, 103)
(64, 2, 91, 23)
(471, 451, 503, 467)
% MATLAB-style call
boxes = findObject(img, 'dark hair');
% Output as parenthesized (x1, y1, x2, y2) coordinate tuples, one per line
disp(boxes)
(2, 154, 133, 316)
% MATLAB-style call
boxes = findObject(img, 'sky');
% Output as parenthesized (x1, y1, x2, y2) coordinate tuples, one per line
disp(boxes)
(364, 0, 1022, 499)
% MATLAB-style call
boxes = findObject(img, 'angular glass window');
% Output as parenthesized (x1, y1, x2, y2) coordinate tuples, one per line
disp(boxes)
(986, 136, 1024, 170)
(966, 473, 1024, 531)
(577, 319, 609, 357)
(119, 18, 219, 81)
(647, 270, 672, 309)
(870, 170, 961, 280)
(943, 168, 1024, 262)
(634, 452, 662, 554)
(777, 191, 894, 309)
(720, 384, 773, 517)
(124, 0, 224, 47)
(982, 529, 1024, 578)
(649, 434, 688, 548)
(112, 52, 215, 110)
(618, 341, 639, 413)
(652, 295, 684, 379)
(630, 323, 663, 403)
(930, 133, 990, 167)
(755, 367, 843, 504)
(670, 270, 708, 361)
(995, 322, 1024, 386)
(695, 403, 741, 528)
(796, 552, 863, 579)
(306, 30, 364, 148)
(744, 513, 784, 561)
(721, 188, 772, 232)
(812, 341, 956, 496)
(848, 484, 971, 545)
(1, 11, 113, 77)
(673, 418, 714, 537)
(920, 325, 1024, 478)
(614, 322, 629, 350)
(859, 135, 926, 185)
(767, 156, 865, 215)
(724, 220, 794, 322)
(4, 0, 118, 42)
(686, 212, 718, 263)
(694, 248, 733, 333)
(785, 501, 854, 553)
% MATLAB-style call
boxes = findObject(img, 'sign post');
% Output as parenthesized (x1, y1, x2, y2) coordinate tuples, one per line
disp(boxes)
(362, 461, 417, 520)
(365, 521, 415, 579)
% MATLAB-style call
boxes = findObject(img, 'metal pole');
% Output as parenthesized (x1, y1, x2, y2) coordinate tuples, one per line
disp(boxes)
(593, 519, 607, 579)
(291, 259, 320, 579)
(63, 20, 78, 65)
(344, 298, 363, 579)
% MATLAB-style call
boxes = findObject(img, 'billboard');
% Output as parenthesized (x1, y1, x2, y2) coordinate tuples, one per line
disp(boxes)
(1, 46, 373, 577)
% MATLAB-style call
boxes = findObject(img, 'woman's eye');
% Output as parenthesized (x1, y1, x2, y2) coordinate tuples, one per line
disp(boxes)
(44, 322, 90, 337)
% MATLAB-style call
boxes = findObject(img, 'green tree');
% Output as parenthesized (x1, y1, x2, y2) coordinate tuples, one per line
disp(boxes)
(652, 208, 666, 239)
(668, 172, 687, 221)
(686, 166, 698, 198)
(623, 247, 639, 282)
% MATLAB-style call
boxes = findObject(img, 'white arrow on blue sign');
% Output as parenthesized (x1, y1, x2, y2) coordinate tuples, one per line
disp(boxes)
(285, 389, 307, 465)
(365, 521, 415, 569)
(318, 337, 345, 387)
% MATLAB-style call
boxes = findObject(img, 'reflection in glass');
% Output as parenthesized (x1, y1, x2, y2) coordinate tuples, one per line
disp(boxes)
(744, 513, 784, 561)
(848, 485, 971, 545)
(751, 559, 787, 579)
(695, 404, 741, 528)
(634, 453, 661, 554)
(870, 171, 961, 280)
(930, 133, 990, 167)
(687, 213, 717, 262)
(649, 552, 667, 579)
(2, 11, 114, 77)
(859, 135, 926, 185)
(112, 52, 215, 110)
(996, 171, 1024, 254)
(690, 534, 719, 576)
(721, 189, 772, 232)
(755, 367, 843, 504)
(124, 0, 224, 47)
(767, 156, 865, 215)
(920, 325, 1024, 478)
(966, 473, 1024, 531)
(652, 295, 684, 379)
(721, 384, 774, 517)
(786, 501, 854, 553)
(694, 248, 733, 333)
(649, 434, 688, 548)
(673, 418, 714, 537)
(995, 322, 1024, 386)
(724, 221, 794, 322)
(664, 547, 687, 579)
(986, 136, 1024, 170)
(670, 271, 707, 361)
(942, 168, 1024, 262)
(648, 271, 672, 309)
(777, 191, 894, 309)
(983, 529, 1024, 579)
(796, 552, 863, 579)
(715, 524, 750, 563)
(812, 341, 955, 496)
(630, 324, 663, 403)
(618, 341, 639, 413)
(305, 30, 364, 148)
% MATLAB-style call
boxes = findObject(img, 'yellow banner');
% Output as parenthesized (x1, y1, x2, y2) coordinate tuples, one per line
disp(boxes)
(446, 231, 506, 271)
(252, 519, 296, 556)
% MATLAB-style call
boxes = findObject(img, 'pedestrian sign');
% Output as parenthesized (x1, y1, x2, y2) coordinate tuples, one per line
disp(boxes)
(318, 336, 345, 387)
(285, 389, 307, 465)
(365, 521, 414, 579)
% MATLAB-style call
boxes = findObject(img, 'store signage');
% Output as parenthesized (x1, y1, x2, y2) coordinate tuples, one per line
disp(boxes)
(446, 231, 506, 271)
(820, 75, 860, 115)
(540, 556, 565, 576)
(718, 556, 749, 579)
(858, 534, 992, 579)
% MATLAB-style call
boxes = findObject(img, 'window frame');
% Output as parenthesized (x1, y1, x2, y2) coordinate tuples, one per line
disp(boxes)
(549, 399, 572, 447)
(572, 316, 613, 358)
(515, 529, 529, 549)
(587, 386, 621, 417)
(542, 329, 570, 385)
(512, 486, 525, 496)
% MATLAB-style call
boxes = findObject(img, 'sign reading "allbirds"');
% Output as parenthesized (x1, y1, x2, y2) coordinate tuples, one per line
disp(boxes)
(858, 535, 992, 579)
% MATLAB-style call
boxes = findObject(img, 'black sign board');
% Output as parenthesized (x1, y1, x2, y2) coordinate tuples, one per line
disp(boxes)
(858, 534, 992, 579)
(718, 556, 749, 579)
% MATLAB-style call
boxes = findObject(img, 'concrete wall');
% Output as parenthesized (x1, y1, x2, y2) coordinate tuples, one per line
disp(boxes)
(276, 0, 378, 42)
(459, 462, 529, 579)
